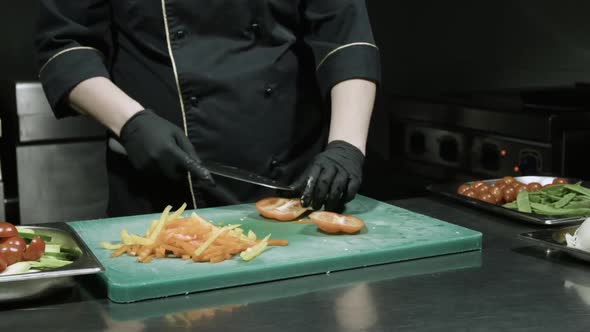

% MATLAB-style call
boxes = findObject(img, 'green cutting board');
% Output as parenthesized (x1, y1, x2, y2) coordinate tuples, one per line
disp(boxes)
(68, 195, 482, 303)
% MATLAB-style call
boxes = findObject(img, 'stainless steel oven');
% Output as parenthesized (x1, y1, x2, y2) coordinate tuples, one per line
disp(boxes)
(388, 91, 590, 193)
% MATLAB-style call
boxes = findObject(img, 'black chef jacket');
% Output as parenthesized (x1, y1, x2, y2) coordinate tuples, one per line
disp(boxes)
(35, 0, 381, 217)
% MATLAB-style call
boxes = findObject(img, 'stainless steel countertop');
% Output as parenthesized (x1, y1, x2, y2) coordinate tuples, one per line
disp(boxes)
(3, 196, 590, 331)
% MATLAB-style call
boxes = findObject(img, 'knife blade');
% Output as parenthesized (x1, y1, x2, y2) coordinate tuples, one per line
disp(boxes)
(203, 161, 296, 192)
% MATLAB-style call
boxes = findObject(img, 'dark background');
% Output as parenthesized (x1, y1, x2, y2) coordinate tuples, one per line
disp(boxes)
(5, 2, 590, 89)
(2, 1, 590, 204)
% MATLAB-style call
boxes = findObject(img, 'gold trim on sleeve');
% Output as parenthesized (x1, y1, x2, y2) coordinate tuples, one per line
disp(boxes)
(161, 0, 198, 210)
(38, 46, 103, 77)
(316, 42, 379, 71)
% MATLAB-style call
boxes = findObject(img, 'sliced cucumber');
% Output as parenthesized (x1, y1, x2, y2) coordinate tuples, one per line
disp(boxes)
(43, 251, 76, 261)
(0, 262, 32, 276)
(29, 257, 73, 270)
(45, 244, 61, 253)
(17, 231, 52, 243)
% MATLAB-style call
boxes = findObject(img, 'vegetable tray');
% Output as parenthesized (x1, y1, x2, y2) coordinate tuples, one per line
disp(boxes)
(428, 176, 586, 226)
(68, 195, 482, 303)
(0, 223, 103, 302)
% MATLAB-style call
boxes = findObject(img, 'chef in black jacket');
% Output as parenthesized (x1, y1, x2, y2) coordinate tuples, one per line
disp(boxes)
(35, 0, 380, 217)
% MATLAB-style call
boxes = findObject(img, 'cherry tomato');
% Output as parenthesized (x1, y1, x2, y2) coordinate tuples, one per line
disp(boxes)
(479, 193, 496, 204)
(456, 184, 471, 195)
(309, 211, 365, 234)
(22, 236, 46, 261)
(514, 185, 527, 194)
(2, 236, 26, 252)
(0, 255, 6, 273)
(461, 189, 478, 199)
(503, 187, 517, 203)
(492, 179, 507, 190)
(490, 187, 504, 203)
(552, 177, 568, 185)
(503, 176, 516, 185)
(471, 181, 486, 189)
(0, 236, 26, 265)
(526, 182, 542, 192)
(0, 221, 17, 238)
(475, 184, 491, 195)
(255, 197, 309, 221)
(511, 181, 523, 189)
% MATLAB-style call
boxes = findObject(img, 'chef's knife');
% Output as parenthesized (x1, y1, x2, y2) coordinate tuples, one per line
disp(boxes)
(203, 161, 296, 192)
(107, 140, 295, 192)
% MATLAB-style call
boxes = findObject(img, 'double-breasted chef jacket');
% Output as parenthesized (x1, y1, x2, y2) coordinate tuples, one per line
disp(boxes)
(36, 0, 381, 216)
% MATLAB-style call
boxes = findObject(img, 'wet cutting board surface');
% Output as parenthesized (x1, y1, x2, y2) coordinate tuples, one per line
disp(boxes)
(68, 195, 482, 303)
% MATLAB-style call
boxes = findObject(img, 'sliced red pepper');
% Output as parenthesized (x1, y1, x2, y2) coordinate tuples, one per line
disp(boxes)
(309, 211, 365, 234)
(255, 197, 309, 221)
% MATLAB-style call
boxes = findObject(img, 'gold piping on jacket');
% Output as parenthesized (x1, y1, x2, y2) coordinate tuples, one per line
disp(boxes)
(38, 46, 103, 77)
(161, 0, 198, 209)
(316, 42, 378, 71)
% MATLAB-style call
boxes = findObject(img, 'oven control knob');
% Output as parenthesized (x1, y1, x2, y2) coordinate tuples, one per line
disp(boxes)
(519, 155, 539, 175)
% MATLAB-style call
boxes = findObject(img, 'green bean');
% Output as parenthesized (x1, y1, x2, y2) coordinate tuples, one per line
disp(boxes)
(530, 202, 590, 216)
(564, 184, 590, 197)
(554, 193, 576, 209)
(503, 201, 518, 209)
(516, 191, 532, 213)
(503, 182, 590, 217)
(564, 201, 590, 209)
(539, 185, 566, 196)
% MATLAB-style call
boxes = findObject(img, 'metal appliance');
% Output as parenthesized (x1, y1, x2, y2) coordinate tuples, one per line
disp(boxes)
(389, 90, 590, 193)
(4, 82, 109, 224)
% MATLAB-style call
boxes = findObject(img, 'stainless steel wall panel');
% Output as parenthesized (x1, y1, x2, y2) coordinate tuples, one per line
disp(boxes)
(17, 141, 108, 224)
(15, 82, 105, 142)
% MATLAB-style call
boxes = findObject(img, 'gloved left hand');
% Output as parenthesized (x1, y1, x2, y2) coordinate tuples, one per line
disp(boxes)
(292, 140, 365, 212)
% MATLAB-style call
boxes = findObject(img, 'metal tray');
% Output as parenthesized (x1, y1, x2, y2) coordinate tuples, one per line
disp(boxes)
(427, 176, 586, 226)
(0, 222, 103, 302)
(519, 226, 590, 263)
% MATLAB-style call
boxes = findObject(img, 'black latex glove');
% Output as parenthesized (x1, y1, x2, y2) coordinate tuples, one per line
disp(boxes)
(119, 110, 215, 184)
(293, 140, 365, 212)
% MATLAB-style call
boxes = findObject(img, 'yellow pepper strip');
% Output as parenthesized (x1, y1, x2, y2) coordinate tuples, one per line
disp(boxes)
(167, 202, 186, 221)
(121, 228, 155, 246)
(99, 241, 123, 250)
(129, 234, 155, 246)
(145, 203, 184, 239)
(120, 229, 134, 245)
(148, 205, 172, 242)
(190, 212, 207, 223)
(193, 225, 240, 258)
(145, 219, 158, 237)
(240, 234, 270, 261)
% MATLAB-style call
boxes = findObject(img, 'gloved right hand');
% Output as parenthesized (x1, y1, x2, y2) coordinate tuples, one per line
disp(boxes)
(119, 109, 215, 184)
